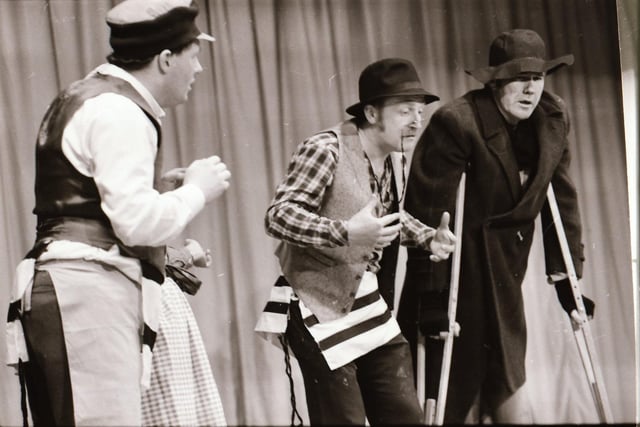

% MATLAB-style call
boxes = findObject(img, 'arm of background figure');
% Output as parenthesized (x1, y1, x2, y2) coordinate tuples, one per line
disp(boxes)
(542, 141, 593, 320)
(541, 145, 585, 278)
(539, 98, 585, 279)
(536, 97, 592, 322)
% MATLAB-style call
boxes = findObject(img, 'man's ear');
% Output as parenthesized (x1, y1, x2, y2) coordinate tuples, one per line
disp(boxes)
(363, 104, 378, 124)
(157, 49, 173, 74)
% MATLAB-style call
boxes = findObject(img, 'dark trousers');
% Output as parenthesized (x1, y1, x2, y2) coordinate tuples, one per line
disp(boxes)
(286, 302, 423, 425)
(21, 270, 75, 426)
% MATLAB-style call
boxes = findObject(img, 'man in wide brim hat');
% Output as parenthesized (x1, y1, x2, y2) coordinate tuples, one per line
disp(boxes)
(399, 28, 594, 423)
(466, 28, 574, 84)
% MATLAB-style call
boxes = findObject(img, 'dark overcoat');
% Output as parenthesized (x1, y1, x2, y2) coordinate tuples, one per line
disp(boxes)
(397, 87, 584, 422)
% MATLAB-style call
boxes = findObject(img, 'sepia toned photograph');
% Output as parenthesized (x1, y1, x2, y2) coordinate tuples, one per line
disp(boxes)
(0, 0, 636, 425)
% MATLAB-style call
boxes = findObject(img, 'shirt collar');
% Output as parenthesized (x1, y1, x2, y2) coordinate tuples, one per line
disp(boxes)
(88, 63, 165, 121)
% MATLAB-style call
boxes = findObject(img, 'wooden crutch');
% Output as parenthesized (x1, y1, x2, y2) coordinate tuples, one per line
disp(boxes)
(417, 172, 466, 425)
(546, 183, 614, 423)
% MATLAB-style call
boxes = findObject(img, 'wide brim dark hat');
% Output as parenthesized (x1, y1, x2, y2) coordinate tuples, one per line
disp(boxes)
(466, 29, 574, 84)
(346, 58, 439, 116)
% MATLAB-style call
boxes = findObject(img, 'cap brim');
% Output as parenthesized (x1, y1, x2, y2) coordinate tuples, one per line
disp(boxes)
(197, 33, 216, 42)
(345, 90, 439, 116)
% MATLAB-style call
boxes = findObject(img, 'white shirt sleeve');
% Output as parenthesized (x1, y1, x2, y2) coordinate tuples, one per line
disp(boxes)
(62, 93, 205, 246)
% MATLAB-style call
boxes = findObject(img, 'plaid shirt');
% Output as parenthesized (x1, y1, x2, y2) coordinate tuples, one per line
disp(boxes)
(265, 131, 435, 272)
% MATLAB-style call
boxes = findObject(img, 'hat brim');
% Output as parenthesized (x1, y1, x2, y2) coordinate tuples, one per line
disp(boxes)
(345, 89, 439, 116)
(465, 54, 574, 84)
(197, 32, 216, 42)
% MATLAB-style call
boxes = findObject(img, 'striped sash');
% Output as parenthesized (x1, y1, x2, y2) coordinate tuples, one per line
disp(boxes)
(255, 272, 400, 370)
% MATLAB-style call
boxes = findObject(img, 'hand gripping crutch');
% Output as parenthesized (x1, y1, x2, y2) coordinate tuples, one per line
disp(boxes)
(417, 172, 466, 425)
(546, 183, 614, 423)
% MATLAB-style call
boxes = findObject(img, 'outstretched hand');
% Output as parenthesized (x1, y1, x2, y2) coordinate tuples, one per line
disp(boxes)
(429, 211, 456, 262)
(346, 197, 401, 249)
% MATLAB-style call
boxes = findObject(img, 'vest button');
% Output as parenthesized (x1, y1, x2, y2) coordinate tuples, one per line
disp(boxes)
(355, 274, 362, 281)
(349, 291, 356, 297)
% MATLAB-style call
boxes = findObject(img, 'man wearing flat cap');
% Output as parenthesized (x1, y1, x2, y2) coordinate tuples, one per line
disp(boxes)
(7, 0, 229, 425)
(398, 29, 595, 422)
(255, 58, 456, 425)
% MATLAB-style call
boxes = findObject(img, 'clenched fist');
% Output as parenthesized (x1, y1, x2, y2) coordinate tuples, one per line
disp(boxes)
(183, 155, 231, 202)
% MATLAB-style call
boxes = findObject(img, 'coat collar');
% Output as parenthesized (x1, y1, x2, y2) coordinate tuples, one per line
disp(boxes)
(474, 89, 523, 202)
(472, 88, 567, 215)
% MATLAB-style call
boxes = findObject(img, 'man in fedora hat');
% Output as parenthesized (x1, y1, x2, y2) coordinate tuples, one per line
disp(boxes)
(255, 58, 456, 424)
(7, 0, 230, 425)
(397, 29, 595, 422)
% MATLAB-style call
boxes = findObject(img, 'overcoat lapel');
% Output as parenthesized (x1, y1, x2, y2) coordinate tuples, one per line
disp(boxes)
(511, 103, 566, 218)
(474, 92, 522, 203)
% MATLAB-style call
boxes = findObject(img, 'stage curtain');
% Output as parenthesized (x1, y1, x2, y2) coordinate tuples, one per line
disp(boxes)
(0, 0, 635, 425)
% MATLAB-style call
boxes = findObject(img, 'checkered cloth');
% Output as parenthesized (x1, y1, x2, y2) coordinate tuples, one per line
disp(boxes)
(142, 278, 226, 426)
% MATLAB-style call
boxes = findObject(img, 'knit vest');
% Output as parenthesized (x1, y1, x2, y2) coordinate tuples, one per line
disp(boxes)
(276, 120, 397, 322)
(32, 73, 165, 283)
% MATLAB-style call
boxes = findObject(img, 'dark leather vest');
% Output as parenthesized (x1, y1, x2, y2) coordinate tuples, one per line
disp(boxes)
(32, 73, 165, 283)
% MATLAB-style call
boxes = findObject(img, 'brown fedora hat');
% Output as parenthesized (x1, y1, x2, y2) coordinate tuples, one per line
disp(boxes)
(466, 29, 574, 84)
(346, 58, 439, 116)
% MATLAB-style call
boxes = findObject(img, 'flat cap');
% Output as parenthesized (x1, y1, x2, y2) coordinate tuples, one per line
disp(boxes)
(106, 0, 215, 61)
